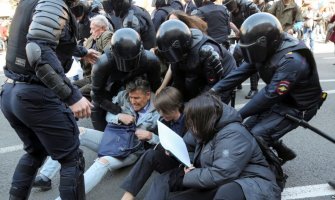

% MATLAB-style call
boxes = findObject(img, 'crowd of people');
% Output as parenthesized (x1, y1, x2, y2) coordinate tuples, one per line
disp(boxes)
(0, 0, 332, 199)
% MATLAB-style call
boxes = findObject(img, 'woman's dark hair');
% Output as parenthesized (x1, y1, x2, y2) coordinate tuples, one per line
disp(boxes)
(154, 87, 183, 114)
(184, 93, 223, 143)
(126, 77, 151, 94)
(167, 10, 208, 33)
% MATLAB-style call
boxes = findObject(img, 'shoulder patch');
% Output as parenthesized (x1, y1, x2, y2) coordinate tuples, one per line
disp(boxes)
(276, 80, 290, 95)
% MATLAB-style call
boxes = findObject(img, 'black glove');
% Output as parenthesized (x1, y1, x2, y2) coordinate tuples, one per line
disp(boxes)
(168, 166, 185, 192)
(100, 99, 122, 114)
(199, 45, 223, 84)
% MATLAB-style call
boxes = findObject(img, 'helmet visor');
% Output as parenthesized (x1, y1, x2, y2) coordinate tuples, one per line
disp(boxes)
(114, 53, 141, 72)
(239, 36, 267, 64)
(158, 46, 185, 64)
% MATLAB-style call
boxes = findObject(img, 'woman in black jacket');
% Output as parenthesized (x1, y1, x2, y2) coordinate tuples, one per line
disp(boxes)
(144, 93, 281, 200)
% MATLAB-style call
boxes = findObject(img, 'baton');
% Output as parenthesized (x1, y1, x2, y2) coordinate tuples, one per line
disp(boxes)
(230, 88, 237, 108)
(285, 113, 335, 144)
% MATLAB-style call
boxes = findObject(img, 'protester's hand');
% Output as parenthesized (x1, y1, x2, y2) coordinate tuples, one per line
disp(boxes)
(184, 165, 195, 174)
(135, 129, 153, 141)
(83, 49, 100, 64)
(70, 97, 94, 118)
(287, 29, 294, 35)
(118, 113, 135, 125)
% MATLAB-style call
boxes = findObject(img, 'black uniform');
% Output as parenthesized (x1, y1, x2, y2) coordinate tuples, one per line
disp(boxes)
(1, 0, 86, 199)
(191, 2, 231, 48)
(114, 3, 156, 50)
(170, 0, 184, 11)
(184, 0, 197, 15)
(212, 33, 322, 157)
(171, 29, 235, 102)
(228, 0, 260, 98)
(91, 48, 161, 131)
(152, 6, 174, 32)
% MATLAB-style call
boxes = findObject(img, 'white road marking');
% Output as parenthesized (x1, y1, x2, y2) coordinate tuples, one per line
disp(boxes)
(0, 144, 22, 154)
(282, 184, 335, 200)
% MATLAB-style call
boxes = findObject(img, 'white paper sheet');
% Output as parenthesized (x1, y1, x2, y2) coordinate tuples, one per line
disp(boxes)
(157, 120, 192, 168)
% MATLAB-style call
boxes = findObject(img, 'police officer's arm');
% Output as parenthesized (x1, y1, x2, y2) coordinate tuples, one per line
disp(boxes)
(142, 50, 162, 92)
(25, 0, 81, 106)
(211, 62, 257, 93)
(91, 51, 113, 101)
(239, 53, 306, 119)
(199, 44, 237, 86)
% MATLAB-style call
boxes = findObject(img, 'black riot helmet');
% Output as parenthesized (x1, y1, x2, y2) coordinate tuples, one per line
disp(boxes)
(111, 28, 143, 72)
(194, 0, 215, 7)
(239, 13, 283, 64)
(65, 0, 80, 8)
(111, 0, 132, 18)
(156, 19, 192, 63)
(223, 0, 239, 13)
(152, 0, 170, 8)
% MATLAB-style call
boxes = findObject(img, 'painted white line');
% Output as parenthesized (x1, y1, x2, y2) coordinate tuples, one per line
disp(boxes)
(0, 144, 23, 154)
(282, 184, 335, 200)
(322, 57, 335, 60)
(242, 79, 335, 86)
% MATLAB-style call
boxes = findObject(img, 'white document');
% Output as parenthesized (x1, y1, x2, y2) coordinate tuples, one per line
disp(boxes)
(157, 120, 192, 168)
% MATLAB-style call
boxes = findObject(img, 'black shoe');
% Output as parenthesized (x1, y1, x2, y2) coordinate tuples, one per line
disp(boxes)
(272, 140, 297, 165)
(237, 84, 242, 90)
(245, 90, 258, 99)
(329, 181, 335, 189)
(32, 175, 52, 191)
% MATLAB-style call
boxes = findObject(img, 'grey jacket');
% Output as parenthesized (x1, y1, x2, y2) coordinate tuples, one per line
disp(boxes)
(183, 105, 281, 200)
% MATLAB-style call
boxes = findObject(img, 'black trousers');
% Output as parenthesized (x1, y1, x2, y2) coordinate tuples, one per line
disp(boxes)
(121, 146, 180, 196)
(243, 104, 318, 144)
(0, 83, 83, 198)
(144, 170, 246, 200)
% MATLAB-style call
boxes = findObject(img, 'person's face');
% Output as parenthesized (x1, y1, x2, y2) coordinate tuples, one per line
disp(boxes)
(159, 109, 180, 122)
(129, 90, 151, 112)
(90, 22, 105, 40)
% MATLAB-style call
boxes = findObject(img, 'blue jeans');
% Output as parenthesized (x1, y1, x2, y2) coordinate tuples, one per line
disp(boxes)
(303, 27, 314, 52)
(39, 127, 139, 198)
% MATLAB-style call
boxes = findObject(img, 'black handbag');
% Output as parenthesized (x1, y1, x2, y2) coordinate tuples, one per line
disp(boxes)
(98, 123, 142, 158)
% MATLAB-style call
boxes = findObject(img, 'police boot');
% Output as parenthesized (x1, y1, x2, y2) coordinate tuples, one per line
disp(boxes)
(245, 73, 259, 99)
(329, 181, 335, 189)
(9, 195, 25, 200)
(245, 89, 258, 99)
(272, 140, 297, 165)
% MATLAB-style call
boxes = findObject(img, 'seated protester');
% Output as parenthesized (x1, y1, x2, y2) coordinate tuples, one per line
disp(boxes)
(90, 28, 161, 131)
(144, 93, 281, 200)
(121, 87, 197, 200)
(33, 78, 160, 195)
(73, 14, 113, 100)
(156, 20, 236, 103)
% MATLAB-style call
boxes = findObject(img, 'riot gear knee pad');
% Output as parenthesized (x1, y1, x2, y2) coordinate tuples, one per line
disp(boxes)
(10, 153, 46, 199)
(59, 149, 85, 200)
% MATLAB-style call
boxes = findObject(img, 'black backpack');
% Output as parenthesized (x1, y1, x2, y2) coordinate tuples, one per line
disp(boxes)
(254, 136, 288, 191)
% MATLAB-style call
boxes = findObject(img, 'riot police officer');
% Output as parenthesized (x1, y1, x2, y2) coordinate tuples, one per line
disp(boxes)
(223, 0, 260, 99)
(1, 0, 96, 199)
(91, 28, 161, 131)
(152, 0, 175, 31)
(169, 0, 184, 11)
(156, 20, 236, 102)
(211, 13, 323, 164)
(111, 0, 156, 50)
(191, 0, 231, 49)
